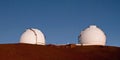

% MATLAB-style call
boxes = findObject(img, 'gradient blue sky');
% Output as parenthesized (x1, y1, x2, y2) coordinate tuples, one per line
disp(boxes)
(0, 0, 120, 46)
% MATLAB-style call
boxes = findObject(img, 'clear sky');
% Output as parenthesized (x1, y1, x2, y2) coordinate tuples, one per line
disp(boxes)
(0, 0, 120, 46)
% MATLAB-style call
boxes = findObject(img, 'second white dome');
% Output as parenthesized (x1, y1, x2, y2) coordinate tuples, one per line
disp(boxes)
(79, 25, 106, 45)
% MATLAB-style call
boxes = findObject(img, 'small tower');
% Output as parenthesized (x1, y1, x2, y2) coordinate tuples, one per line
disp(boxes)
(78, 25, 106, 45)
(20, 28, 45, 45)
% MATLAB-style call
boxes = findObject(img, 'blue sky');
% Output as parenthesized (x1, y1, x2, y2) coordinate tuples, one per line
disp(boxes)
(0, 0, 120, 46)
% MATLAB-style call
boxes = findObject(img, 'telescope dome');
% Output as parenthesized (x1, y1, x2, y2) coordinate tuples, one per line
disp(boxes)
(20, 28, 45, 45)
(79, 25, 106, 45)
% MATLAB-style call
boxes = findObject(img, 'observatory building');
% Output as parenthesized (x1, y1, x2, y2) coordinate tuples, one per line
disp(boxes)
(78, 25, 106, 45)
(20, 28, 45, 45)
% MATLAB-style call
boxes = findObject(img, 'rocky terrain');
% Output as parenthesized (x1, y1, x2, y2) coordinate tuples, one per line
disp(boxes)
(0, 43, 119, 60)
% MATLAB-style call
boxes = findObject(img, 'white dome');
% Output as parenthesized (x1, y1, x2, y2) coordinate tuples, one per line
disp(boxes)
(79, 25, 106, 45)
(20, 28, 45, 45)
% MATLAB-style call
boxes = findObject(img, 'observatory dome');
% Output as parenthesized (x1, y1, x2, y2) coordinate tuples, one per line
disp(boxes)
(79, 25, 106, 45)
(20, 28, 45, 45)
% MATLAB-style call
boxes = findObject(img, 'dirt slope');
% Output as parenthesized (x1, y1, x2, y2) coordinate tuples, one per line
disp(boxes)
(0, 44, 119, 60)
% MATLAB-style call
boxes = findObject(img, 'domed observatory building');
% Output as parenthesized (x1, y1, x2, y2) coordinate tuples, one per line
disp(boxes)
(78, 25, 106, 45)
(20, 28, 45, 45)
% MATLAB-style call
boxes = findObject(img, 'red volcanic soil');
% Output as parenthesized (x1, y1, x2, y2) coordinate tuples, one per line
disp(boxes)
(0, 44, 119, 60)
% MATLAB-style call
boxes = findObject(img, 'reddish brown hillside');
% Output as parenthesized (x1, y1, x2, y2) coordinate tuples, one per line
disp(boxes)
(0, 44, 119, 60)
